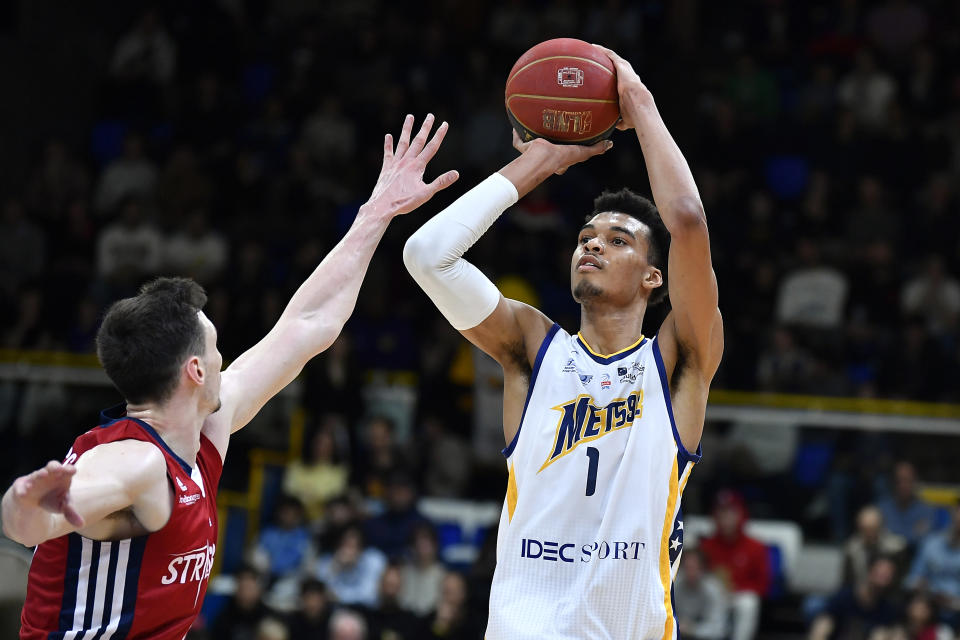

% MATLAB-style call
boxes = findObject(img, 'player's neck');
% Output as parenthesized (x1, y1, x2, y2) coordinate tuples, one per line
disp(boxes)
(578, 301, 647, 356)
(126, 395, 205, 468)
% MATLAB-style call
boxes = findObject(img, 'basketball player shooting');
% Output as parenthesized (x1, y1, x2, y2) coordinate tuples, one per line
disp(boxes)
(404, 47, 722, 639)
(2, 114, 458, 640)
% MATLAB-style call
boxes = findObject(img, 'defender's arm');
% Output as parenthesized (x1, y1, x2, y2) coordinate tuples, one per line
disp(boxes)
(1, 440, 169, 547)
(203, 115, 459, 460)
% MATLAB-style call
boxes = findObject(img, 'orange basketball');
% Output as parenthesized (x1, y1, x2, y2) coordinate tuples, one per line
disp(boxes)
(505, 38, 619, 145)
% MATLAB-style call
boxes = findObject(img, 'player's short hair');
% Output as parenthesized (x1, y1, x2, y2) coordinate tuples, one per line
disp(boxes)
(590, 188, 670, 306)
(96, 277, 208, 405)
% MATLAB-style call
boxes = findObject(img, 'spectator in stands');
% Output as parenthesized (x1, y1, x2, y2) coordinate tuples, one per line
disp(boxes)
(837, 50, 897, 130)
(285, 421, 350, 522)
(211, 565, 276, 640)
(162, 209, 228, 285)
(94, 134, 158, 214)
(94, 197, 163, 296)
(905, 503, 960, 622)
(365, 563, 424, 639)
(26, 139, 90, 219)
(755, 327, 817, 393)
(285, 579, 332, 639)
(0, 199, 45, 296)
(901, 255, 960, 338)
(109, 10, 176, 88)
(775, 238, 849, 331)
(702, 490, 770, 640)
(156, 145, 213, 218)
(420, 414, 472, 499)
(252, 495, 314, 581)
(399, 522, 445, 616)
(314, 525, 386, 607)
(883, 592, 954, 640)
(845, 505, 908, 588)
(674, 547, 730, 640)
(808, 555, 900, 640)
(424, 571, 483, 639)
(355, 416, 404, 498)
(877, 462, 940, 546)
(364, 471, 431, 560)
(254, 617, 289, 640)
(329, 608, 368, 640)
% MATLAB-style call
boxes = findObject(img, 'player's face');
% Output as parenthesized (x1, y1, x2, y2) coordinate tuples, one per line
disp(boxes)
(571, 212, 658, 306)
(197, 312, 223, 413)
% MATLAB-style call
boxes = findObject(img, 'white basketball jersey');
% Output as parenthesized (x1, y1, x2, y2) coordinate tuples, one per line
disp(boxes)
(486, 324, 701, 640)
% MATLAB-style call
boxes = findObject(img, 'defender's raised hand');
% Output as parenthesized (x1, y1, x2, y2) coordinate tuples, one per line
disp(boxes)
(366, 114, 460, 217)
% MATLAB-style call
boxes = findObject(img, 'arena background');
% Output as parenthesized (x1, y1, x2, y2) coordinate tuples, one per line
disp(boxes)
(2, 1, 960, 638)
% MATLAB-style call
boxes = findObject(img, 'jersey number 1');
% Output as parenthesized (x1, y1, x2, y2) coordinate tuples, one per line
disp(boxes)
(585, 447, 599, 496)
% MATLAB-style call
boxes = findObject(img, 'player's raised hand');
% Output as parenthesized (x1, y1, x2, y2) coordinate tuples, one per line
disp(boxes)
(10, 461, 84, 528)
(511, 129, 613, 176)
(366, 114, 460, 217)
(593, 44, 653, 131)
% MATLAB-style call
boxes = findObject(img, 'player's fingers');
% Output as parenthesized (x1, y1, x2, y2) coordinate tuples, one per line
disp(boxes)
(427, 169, 460, 193)
(409, 113, 435, 157)
(383, 133, 394, 163)
(419, 120, 449, 162)
(512, 129, 530, 153)
(581, 139, 613, 160)
(395, 114, 415, 158)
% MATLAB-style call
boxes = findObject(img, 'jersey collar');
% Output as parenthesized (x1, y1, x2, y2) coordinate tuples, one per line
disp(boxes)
(98, 403, 193, 475)
(576, 332, 647, 364)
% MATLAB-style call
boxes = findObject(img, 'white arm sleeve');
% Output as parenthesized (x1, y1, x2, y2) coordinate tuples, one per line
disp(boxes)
(403, 172, 519, 330)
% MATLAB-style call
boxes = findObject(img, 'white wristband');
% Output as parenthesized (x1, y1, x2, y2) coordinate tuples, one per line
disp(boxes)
(403, 173, 519, 330)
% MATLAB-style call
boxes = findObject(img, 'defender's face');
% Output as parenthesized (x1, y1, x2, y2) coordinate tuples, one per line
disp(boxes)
(571, 212, 656, 305)
(198, 312, 223, 413)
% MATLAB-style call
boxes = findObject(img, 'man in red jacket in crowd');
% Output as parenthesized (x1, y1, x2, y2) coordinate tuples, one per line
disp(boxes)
(701, 490, 771, 640)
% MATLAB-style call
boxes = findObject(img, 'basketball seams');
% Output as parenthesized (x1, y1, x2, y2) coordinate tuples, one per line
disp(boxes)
(506, 55, 615, 87)
(507, 94, 619, 105)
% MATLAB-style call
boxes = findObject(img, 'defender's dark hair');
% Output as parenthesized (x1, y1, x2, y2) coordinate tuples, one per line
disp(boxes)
(96, 277, 208, 404)
(590, 188, 671, 306)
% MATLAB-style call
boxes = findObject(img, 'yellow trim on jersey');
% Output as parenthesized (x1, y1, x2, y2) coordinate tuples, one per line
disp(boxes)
(576, 333, 646, 358)
(659, 455, 680, 640)
(507, 462, 518, 522)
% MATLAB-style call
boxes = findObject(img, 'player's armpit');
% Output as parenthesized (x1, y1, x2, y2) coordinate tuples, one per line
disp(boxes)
(70, 440, 171, 540)
(460, 297, 553, 372)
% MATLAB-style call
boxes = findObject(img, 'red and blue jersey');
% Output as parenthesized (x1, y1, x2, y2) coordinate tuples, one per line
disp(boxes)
(20, 407, 223, 640)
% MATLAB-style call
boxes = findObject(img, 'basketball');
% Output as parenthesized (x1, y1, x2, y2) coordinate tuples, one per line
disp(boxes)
(505, 38, 620, 145)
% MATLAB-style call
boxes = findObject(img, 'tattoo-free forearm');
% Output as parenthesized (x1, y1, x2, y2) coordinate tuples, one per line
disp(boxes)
(278, 206, 392, 350)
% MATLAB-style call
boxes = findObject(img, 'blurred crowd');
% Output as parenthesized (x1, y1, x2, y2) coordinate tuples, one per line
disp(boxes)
(3, 0, 960, 638)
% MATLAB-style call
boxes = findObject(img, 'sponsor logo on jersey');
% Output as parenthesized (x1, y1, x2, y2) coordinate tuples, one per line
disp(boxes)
(175, 475, 202, 505)
(618, 361, 644, 384)
(539, 391, 644, 473)
(600, 373, 611, 390)
(562, 357, 577, 373)
(161, 541, 216, 586)
(521, 537, 645, 563)
(578, 374, 593, 387)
